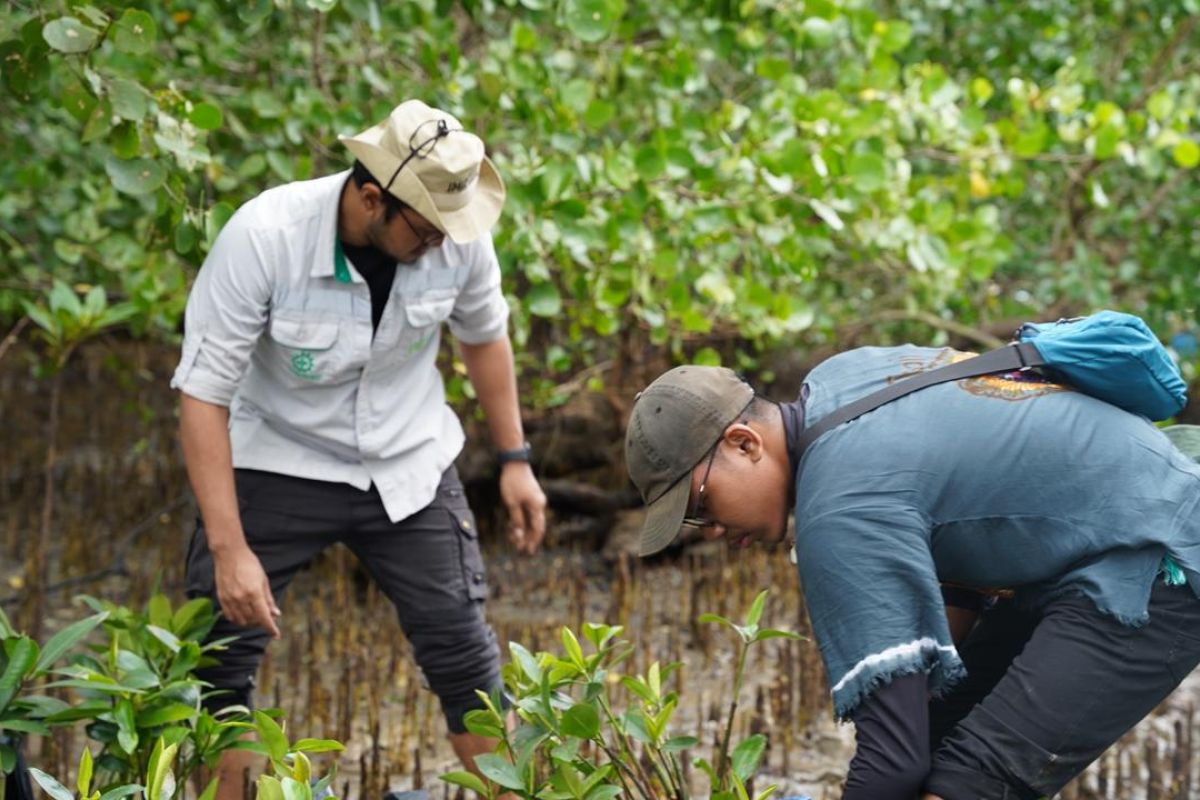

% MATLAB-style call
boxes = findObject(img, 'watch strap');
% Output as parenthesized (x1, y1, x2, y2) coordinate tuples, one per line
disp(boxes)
(497, 441, 532, 465)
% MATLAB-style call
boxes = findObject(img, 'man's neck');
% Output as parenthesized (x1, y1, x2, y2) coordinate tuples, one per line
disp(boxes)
(773, 398, 804, 508)
(337, 179, 370, 246)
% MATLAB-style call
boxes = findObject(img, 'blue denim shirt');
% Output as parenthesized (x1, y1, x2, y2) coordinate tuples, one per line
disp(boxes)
(792, 345, 1200, 719)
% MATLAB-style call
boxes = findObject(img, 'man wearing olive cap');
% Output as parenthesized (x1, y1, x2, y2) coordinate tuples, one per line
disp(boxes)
(173, 100, 545, 797)
(625, 354, 1200, 799)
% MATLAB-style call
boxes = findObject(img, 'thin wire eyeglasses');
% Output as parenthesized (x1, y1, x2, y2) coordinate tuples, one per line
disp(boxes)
(679, 442, 720, 530)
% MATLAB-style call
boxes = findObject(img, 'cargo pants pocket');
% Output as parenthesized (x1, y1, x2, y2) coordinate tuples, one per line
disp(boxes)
(439, 478, 489, 602)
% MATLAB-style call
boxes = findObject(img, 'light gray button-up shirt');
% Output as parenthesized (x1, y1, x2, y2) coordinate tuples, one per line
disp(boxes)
(171, 171, 510, 522)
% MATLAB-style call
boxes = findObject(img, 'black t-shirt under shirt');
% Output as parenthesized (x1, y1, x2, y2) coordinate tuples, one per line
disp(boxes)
(341, 240, 397, 333)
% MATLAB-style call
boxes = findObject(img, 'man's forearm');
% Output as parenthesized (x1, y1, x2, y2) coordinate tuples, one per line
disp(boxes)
(844, 673, 930, 800)
(179, 393, 245, 554)
(458, 336, 525, 450)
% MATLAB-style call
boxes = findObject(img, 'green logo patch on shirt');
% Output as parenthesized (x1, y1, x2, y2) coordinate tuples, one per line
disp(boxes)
(406, 332, 435, 358)
(290, 350, 320, 380)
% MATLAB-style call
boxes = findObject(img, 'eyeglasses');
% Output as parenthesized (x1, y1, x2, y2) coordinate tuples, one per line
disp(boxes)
(383, 117, 462, 193)
(680, 441, 720, 531)
(398, 206, 445, 250)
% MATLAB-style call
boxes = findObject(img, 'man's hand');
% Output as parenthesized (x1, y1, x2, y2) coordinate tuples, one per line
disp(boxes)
(458, 336, 545, 553)
(212, 543, 281, 637)
(945, 606, 979, 646)
(499, 462, 546, 554)
(180, 394, 280, 636)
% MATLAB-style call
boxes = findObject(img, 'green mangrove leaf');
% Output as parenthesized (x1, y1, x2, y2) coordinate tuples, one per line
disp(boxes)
(105, 157, 166, 197)
(697, 613, 733, 628)
(0, 637, 38, 708)
(43, 18, 99, 54)
(473, 754, 525, 791)
(189, 102, 224, 131)
(560, 703, 600, 739)
(77, 747, 94, 796)
(562, 0, 620, 43)
(744, 590, 768, 628)
(1, 745, 17, 775)
(279, 776, 307, 800)
(254, 710, 289, 761)
(291, 738, 344, 754)
(146, 625, 182, 653)
(113, 10, 157, 55)
(98, 787, 142, 800)
(439, 772, 488, 796)
(560, 627, 585, 670)
(256, 776, 285, 800)
(28, 768, 75, 800)
(136, 703, 198, 728)
(731, 734, 766, 781)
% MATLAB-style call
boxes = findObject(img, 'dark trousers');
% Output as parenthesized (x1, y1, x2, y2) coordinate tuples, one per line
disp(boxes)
(184, 465, 500, 734)
(926, 581, 1200, 799)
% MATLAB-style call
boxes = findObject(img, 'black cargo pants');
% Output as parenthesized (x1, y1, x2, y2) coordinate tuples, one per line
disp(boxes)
(184, 465, 501, 733)
(926, 581, 1200, 798)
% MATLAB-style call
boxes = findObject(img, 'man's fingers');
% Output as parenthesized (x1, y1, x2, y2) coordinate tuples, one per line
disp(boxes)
(529, 502, 547, 544)
(258, 580, 281, 636)
(252, 595, 280, 638)
(230, 599, 254, 628)
(263, 577, 282, 617)
(217, 594, 243, 627)
(504, 498, 527, 549)
(516, 500, 545, 554)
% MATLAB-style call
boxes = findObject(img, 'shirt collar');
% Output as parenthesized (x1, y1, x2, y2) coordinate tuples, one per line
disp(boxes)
(310, 170, 364, 284)
(779, 385, 807, 479)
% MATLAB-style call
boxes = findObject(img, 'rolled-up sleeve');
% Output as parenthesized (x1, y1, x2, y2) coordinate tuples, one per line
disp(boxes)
(169, 212, 273, 406)
(448, 232, 509, 345)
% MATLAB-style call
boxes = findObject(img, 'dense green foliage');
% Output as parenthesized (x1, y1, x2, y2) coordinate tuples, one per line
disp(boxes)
(1, 0, 1197, 402)
(1, 597, 343, 800)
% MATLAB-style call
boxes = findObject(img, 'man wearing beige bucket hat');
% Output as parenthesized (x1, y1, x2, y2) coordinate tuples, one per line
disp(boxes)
(172, 100, 544, 797)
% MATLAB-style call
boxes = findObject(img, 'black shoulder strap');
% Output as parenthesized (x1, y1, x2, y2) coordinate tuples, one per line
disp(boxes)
(797, 341, 1045, 455)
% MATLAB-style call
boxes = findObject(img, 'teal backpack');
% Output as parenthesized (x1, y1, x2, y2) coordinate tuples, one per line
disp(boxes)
(799, 310, 1189, 454)
(1015, 311, 1188, 421)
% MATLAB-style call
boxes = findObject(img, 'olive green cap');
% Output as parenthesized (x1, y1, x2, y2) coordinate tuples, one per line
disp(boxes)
(624, 366, 754, 556)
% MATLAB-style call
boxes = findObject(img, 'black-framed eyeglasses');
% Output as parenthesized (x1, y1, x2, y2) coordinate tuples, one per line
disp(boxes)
(680, 441, 720, 531)
(383, 118, 462, 193)
(397, 206, 444, 250)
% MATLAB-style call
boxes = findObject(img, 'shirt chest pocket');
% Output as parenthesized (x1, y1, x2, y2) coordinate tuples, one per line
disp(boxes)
(380, 290, 457, 362)
(268, 315, 346, 383)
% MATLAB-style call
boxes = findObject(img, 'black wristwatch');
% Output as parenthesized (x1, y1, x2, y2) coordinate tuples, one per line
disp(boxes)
(497, 441, 533, 466)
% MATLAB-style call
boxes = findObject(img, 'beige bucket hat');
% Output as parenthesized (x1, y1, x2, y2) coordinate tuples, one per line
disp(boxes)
(339, 100, 506, 243)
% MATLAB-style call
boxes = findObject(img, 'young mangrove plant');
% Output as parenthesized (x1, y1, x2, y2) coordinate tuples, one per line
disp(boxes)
(41, 594, 241, 792)
(29, 739, 169, 800)
(440, 589, 801, 799)
(235, 711, 344, 800)
(8, 596, 345, 800)
(1, 604, 108, 800)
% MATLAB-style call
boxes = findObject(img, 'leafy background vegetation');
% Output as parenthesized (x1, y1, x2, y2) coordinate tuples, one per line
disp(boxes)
(2, 0, 1197, 406)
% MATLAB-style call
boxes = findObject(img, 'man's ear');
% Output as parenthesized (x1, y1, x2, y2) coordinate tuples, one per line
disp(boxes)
(723, 423, 763, 461)
(358, 181, 385, 214)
